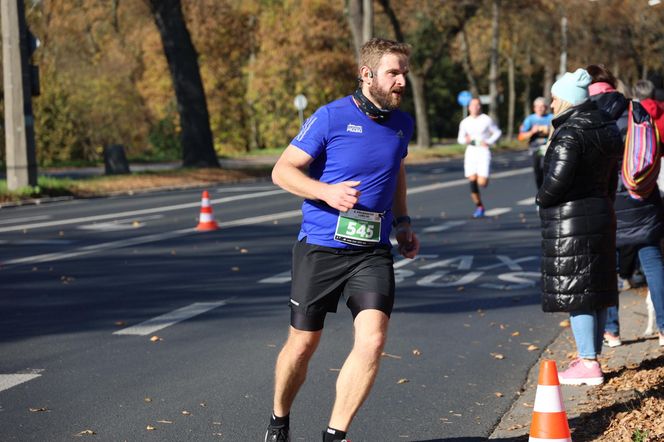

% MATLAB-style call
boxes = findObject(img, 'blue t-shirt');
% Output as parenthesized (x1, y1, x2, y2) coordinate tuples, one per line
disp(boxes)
(290, 95, 414, 248)
(520, 113, 553, 131)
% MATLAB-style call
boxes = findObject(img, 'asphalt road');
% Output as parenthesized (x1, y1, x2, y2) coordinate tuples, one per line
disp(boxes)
(0, 151, 566, 441)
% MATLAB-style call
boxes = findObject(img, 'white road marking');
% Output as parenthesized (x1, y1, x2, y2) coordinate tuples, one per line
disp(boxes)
(406, 167, 531, 195)
(216, 186, 276, 192)
(1, 168, 532, 266)
(0, 189, 286, 233)
(0, 239, 75, 245)
(2, 210, 302, 267)
(77, 215, 164, 231)
(0, 369, 43, 393)
(113, 301, 228, 336)
(0, 215, 51, 225)
(422, 220, 467, 233)
(484, 207, 512, 217)
(259, 271, 291, 284)
(517, 197, 536, 205)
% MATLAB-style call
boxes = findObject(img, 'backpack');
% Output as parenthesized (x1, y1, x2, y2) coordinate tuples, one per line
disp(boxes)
(621, 101, 661, 200)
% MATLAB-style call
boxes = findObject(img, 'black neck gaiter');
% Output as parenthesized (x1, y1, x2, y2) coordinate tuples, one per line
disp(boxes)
(353, 88, 391, 122)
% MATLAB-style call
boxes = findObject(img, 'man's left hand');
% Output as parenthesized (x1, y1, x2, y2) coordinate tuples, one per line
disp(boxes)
(396, 225, 420, 259)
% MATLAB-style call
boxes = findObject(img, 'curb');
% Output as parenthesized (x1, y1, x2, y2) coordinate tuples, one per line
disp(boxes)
(489, 288, 660, 439)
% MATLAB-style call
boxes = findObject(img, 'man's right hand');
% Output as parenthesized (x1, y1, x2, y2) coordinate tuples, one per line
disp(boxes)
(322, 181, 361, 212)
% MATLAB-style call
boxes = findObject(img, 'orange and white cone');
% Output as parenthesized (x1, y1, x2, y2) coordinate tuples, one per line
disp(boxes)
(529, 360, 572, 442)
(195, 190, 219, 231)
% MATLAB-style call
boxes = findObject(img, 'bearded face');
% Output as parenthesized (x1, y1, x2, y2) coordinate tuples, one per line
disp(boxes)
(363, 53, 408, 111)
(369, 80, 404, 110)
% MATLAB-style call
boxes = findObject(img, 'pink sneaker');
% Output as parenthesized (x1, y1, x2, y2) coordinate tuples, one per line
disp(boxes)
(558, 358, 604, 386)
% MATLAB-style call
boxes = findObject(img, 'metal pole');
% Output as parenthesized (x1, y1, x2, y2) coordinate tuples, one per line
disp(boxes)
(2, 0, 37, 190)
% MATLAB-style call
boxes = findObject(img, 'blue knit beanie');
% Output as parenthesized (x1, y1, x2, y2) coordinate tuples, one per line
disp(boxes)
(551, 68, 592, 105)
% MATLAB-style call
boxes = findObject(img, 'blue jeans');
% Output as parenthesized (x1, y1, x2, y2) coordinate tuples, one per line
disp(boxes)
(570, 309, 607, 359)
(605, 244, 664, 335)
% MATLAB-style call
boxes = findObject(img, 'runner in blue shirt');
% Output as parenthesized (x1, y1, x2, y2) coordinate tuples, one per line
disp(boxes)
(265, 38, 419, 442)
(518, 97, 553, 189)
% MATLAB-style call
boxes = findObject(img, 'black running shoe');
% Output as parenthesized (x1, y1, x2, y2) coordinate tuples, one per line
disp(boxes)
(265, 425, 290, 442)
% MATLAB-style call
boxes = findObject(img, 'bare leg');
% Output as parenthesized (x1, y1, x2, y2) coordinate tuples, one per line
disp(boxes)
(477, 176, 489, 188)
(328, 309, 389, 431)
(273, 326, 322, 417)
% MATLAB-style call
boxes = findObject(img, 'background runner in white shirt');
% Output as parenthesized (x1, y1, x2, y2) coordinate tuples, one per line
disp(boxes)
(456, 97, 502, 218)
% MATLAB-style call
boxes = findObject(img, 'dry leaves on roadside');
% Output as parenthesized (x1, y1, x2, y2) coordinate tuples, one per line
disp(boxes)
(157, 420, 173, 424)
(397, 378, 410, 384)
(412, 349, 422, 356)
(29, 407, 49, 412)
(75, 429, 96, 436)
(527, 345, 539, 351)
(182, 410, 191, 416)
(494, 392, 504, 398)
(146, 425, 156, 431)
(150, 336, 162, 342)
(491, 353, 505, 360)
(559, 319, 570, 328)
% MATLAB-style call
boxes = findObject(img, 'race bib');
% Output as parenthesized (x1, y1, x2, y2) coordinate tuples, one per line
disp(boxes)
(334, 208, 382, 247)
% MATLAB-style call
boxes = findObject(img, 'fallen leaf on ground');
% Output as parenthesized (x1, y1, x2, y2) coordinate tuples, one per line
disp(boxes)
(491, 353, 505, 360)
(412, 349, 422, 356)
(511, 331, 520, 336)
(182, 410, 191, 415)
(29, 407, 48, 412)
(146, 425, 156, 431)
(157, 420, 173, 424)
(527, 345, 539, 351)
(150, 336, 162, 342)
(397, 378, 410, 384)
(494, 392, 504, 397)
(75, 429, 96, 436)
(144, 397, 152, 402)
(559, 319, 570, 327)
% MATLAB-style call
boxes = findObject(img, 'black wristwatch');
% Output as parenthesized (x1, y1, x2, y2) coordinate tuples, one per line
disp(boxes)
(393, 215, 411, 226)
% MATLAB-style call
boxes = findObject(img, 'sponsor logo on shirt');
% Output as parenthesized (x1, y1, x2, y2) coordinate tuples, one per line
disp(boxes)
(396, 130, 404, 139)
(346, 123, 363, 134)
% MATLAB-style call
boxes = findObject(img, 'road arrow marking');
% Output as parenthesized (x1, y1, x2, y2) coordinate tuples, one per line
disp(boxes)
(0, 369, 44, 393)
(114, 301, 228, 336)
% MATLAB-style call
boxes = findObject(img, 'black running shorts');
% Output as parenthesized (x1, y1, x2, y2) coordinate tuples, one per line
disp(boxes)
(289, 238, 395, 331)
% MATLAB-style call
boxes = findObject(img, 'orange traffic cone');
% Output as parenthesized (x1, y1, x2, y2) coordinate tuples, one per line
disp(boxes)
(529, 360, 572, 442)
(195, 190, 219, 231)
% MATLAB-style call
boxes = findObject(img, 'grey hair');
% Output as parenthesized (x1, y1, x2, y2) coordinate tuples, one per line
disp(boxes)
(533, 97, 548, 107)
(633, 80, 655, 100)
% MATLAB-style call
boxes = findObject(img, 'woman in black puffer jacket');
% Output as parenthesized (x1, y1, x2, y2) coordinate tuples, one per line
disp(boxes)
(537, 68, 623, 386)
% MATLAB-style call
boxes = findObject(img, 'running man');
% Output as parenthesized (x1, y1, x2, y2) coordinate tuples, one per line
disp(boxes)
(265, 38, 419, 442)
(518, 97, 553, 189)
(457, 97, 502, 218)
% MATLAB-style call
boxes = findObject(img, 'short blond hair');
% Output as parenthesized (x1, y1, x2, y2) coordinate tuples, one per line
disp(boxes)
(359, 38, 411, 72)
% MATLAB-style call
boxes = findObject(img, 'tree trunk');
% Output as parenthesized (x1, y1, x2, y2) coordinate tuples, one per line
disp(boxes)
(558, 15, 567, 77)
(409, 73, 430, 148)
(488, 0, 500, 122)
(543, 64, 554, 102)
(147, 0, 219, 168)
(347, 0, 363, 59)
(522, 45, 532, 118)
(507, 54, 515, 140)
(460, 28, 479, 97)
(378, 0, 431, 147)
(362, 0, 373, 43)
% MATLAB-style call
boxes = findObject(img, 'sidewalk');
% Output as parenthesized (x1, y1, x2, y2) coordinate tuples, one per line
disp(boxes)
(490, 288, 664, 441)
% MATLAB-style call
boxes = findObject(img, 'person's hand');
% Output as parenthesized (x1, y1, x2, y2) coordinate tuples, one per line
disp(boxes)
(396, 225, 419, 258)
(480, 140, 489, 148)
(322, 181, 361, 212)
(465, 135, 472, 144)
